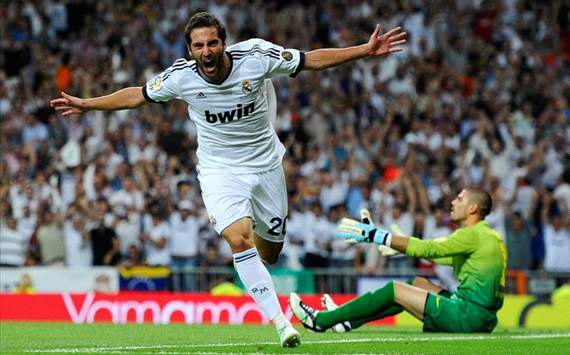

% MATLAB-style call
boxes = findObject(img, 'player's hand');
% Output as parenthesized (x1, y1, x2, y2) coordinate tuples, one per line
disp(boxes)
(367, 24, 407, 57)
(337, 208, 391, 245)
(378, 224, 403, 256)
(50, 91, 87, 116)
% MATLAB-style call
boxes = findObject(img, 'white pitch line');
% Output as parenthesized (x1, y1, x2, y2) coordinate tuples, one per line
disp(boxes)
(150, 353, 316, 355)
(26, 333, 570, 353)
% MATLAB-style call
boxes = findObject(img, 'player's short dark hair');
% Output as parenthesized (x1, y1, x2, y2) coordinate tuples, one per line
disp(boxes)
(185, 12, 226, 45)
(466, 186, 493, 218)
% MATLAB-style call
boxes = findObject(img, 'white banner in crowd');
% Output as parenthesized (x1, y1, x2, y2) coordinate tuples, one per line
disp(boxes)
(0, 267, 119, 293)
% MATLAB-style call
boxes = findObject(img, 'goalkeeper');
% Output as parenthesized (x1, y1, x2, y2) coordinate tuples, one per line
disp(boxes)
(290, 186, 507, 333)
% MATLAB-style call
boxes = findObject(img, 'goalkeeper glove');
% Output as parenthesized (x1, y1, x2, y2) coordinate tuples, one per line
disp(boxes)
(337, 208, 392, 246)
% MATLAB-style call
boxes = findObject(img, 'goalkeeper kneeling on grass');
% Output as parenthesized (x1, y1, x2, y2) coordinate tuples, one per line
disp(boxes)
(290, 186, 507, 333)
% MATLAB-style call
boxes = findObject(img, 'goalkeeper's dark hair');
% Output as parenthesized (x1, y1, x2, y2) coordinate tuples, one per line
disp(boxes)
(466, 186, 493, 218)
(185, 12, 226, 45)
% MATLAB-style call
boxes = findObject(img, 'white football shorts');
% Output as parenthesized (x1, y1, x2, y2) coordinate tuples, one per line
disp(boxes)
(198, 166, 288, 242)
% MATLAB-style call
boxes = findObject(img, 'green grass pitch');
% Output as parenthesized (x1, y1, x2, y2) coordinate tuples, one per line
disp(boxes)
(1, 322, 569, 354)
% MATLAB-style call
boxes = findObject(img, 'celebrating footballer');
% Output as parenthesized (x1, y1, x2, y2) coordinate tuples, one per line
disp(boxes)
(50, 11, 407, 347)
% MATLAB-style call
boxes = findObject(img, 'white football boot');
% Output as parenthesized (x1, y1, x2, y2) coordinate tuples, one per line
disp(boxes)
(288, 292, 325, 332)
(321, 293, 351, 333)
(273, 313, 301, 348)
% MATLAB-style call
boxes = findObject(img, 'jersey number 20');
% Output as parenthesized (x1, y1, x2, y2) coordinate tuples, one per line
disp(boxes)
(267, 217, 287, 236)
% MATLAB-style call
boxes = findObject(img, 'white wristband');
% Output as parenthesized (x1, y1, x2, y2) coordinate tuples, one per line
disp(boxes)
(385, 233, 393, 248)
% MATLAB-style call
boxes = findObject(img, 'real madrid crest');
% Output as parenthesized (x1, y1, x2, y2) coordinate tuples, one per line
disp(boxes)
(241, 80, 252, 94)
(281, 51, 293, 61)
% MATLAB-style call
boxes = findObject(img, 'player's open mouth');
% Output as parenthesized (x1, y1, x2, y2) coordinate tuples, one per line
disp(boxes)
(203, 59, 216, 75)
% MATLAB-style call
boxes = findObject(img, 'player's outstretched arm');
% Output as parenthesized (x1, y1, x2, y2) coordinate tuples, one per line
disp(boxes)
(304, 24, 406, 71)
(336, 208, 410, 253)
(50, 87, 147, 116)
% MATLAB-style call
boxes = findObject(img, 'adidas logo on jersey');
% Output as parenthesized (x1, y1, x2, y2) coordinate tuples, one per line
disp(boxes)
(205, 102, 255, 124)
(196, 92, 206, 98)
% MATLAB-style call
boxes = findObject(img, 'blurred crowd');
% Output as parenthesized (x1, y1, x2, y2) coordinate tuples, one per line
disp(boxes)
(1, 0, 569, 275)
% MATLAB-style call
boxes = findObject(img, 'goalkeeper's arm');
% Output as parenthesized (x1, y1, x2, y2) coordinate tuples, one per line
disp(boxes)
(337, 208, 476, 259)
(389, 234, 412, 254)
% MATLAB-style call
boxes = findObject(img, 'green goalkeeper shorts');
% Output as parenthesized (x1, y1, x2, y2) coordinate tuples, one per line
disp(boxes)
(423, 293, 497, 333)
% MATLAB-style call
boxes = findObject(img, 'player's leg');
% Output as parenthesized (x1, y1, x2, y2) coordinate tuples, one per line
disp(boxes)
(413, 276, 454, 297)
(200, 172, 299, 347)
(253, 233, 283, 265)
(313, 279, 488, 334)
(319, 277, 450, 332)
(325, 277, 421, 330)
(291, 280, 429, 331)
(222, 217, 256, 251)
(250, 166, 288, 265)
(319, 280, 428, 326)
(223, 217, 299, 346)
(393, 280, 429, 320)
(412, 276, 444, 294)
(292, 281, 400, 330)
(222, 218, 277, 316)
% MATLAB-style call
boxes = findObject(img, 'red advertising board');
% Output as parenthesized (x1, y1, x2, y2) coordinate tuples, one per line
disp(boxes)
(0, 293, 395, 325)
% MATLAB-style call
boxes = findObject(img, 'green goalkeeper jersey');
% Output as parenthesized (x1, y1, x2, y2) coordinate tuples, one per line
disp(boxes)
(406, 221, 507, 311)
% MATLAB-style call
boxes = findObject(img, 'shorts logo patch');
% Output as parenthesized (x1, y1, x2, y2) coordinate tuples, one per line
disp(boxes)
(436, 296, 441, 308)
(150, 75, 162, 91)
(241, 80, 252, 94)
(281, 51, 293, 61)
(251, 286, 269, 294)
(209, 214, 217, 226)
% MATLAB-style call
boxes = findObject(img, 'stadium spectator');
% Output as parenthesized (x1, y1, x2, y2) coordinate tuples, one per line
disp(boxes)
(553, 169, 570, 216)
(63, 211, 92, 267)
(36, 208, 65, 266)
(329, 205, 358, 269)
(17, 206, 37, 242)
(89, 212, 120, 266)
(120, 244, 144, 268)
(302, 203, 332, 269)
(141, 207, 170, 266)
(9, 183, 39, 219)
(15, 273, 35, 294)
(210, 276, 244, 296)
(505, 211, 533, 271)
(381, 199, 415, 271)
(541, 193, 570, 272)
(109, 171, 139, 204)
(0, 216, 28, 267)
(169, 200, 202, 290)
(112, 204, 142, 258)
(202, 238, 232, 268)
(22, 114, 48, 146)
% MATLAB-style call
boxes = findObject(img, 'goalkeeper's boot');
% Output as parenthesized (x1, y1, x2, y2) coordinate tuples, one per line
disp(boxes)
(321, 294, 352, 333)
(289, 292, 325, 332)
(276, 321, 301, 348)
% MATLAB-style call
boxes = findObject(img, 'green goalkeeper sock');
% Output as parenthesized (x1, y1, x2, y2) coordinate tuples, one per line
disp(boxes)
(315, 281, 396, 329)
(348, 304, 403, 329)
(346, 277, 415, 329)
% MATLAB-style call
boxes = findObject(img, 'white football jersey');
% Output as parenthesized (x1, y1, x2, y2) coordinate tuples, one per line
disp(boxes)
(143, 38, 304, 174)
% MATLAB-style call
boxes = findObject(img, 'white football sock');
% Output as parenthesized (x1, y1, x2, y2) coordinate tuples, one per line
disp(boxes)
(233, 248, 284, 323)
